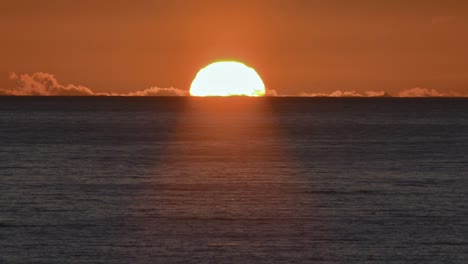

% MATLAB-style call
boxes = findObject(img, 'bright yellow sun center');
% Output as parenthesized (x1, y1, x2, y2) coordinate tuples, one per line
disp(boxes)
(190, 61, 265, 97)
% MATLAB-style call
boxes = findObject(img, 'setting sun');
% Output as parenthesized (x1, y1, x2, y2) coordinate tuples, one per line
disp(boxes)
(190, 61, 265, 97)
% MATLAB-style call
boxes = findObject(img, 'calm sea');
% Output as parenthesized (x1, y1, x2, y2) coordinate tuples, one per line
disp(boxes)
(1, 97, 467, 263)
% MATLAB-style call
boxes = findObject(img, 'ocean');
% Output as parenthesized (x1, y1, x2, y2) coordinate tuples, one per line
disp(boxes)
(1, 96, 467, 263)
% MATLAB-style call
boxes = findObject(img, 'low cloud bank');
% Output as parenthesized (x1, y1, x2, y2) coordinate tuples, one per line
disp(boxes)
(397, 87, 464, 97)
(301, 90, 390, 97)
(124, 87, 188, 96)
(0, 72, 276, 97)
(0, 72, 187, 96)
(0, 72, 95, 96)
(301, 88, 467, 98)
(264, 89, 278, 96)
(1, 72, 467, 97)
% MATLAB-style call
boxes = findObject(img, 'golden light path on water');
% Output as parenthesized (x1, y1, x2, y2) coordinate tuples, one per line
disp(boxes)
(136, 97, 319, 260)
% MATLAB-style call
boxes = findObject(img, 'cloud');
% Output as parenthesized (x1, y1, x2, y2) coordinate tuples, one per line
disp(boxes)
(264, 89, 278, 96)
(2, 72, 467, 98)
(397, 87, 468, 97)
(398, 87, 449, 97)
(0, 72, 188, 96)
(300, 90, 389, 97)
(123, 87, 188, 96)
(300, 88, 468, 98)
(364, 90, 389, 97)
(0, 72, 277, 97)
(0, 72, 95, 96)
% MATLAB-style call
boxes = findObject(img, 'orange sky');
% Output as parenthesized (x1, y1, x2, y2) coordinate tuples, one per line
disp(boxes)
(1, 0, 467, 95)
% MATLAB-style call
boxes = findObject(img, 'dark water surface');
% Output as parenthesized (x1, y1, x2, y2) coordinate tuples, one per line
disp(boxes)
(1, 97, 467, 263)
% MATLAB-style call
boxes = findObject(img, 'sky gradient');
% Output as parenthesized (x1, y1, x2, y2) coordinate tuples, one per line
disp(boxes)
(1, 0, 467, 96)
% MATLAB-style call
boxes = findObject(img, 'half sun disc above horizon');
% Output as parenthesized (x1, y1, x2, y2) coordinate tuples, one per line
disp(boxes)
(190, 61, 265, 96)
